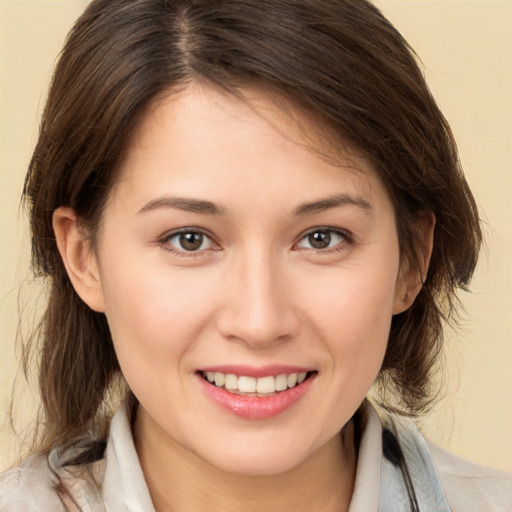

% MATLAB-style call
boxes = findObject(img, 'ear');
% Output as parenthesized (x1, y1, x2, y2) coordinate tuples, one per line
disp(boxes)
(53, 207, 105, 312)
(393, 213, 435, 315)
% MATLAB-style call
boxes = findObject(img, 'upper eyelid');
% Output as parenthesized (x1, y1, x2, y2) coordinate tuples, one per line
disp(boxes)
(159, 227, 214, 241)
(157, 226, 352, 249)
(159, 228, 220, 251)
(298, 226, 352, 240)
(294, 227, 353, 250)
(301, 226, 346, 234)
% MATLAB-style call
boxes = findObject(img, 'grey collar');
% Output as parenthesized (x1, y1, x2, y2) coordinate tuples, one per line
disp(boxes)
(377, 406, 452, 512)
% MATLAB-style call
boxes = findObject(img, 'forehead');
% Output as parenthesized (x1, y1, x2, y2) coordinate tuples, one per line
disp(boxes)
(112, 83, 386, 212)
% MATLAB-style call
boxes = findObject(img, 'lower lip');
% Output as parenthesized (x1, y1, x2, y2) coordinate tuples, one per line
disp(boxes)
(197, 373, 316, 420)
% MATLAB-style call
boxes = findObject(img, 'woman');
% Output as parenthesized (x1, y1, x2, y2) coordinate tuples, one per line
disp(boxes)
(0, 0, 510, 510)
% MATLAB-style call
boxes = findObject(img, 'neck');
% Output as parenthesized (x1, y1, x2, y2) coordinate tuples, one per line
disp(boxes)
(134, 408, 357, 512)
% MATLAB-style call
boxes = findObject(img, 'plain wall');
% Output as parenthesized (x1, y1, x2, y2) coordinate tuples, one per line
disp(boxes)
(0, 0, 511, 472)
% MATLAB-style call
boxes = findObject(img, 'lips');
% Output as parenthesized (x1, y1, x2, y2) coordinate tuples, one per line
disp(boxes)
(197, 366, 317, 420)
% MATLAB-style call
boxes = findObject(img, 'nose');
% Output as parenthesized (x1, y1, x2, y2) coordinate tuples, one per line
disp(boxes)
(215, 252, 300, 348)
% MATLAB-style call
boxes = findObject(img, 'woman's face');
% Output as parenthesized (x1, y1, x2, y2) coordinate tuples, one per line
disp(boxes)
(90, 84, 408, 475)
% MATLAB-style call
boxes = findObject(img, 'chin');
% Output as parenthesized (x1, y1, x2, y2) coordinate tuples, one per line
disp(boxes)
(195, 433, 317, 477)
(208, 452, 305, 477)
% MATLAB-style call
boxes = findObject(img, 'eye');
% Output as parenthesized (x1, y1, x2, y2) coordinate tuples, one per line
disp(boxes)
(296, 229, 347, 251)
(161, 230, 217, 253)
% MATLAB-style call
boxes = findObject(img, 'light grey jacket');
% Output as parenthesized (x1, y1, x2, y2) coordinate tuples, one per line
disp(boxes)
(1, 402, 511, 511)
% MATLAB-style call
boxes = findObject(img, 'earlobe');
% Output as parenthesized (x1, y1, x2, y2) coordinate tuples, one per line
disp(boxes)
(393, 213, 435, 315)
(53, 207, 105, 312)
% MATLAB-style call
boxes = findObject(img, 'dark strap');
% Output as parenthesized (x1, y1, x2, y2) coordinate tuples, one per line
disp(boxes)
(378, 411, 452, 512)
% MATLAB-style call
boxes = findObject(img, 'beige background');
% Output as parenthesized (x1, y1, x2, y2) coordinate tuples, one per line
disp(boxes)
(0, 0, 511, 472)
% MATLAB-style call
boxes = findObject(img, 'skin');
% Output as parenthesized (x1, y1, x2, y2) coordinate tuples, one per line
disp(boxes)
(54, 83, 431, 511)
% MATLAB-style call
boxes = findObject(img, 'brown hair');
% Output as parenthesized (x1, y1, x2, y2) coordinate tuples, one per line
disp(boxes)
(22, 0, 481, 450)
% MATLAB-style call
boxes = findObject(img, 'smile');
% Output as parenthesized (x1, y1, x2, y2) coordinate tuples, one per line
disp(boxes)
(197, 368, 317, 420)
(202, 371, 310, 396)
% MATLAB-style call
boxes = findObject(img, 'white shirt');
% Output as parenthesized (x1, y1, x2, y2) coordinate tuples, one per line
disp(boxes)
(1, 401, 511, 511)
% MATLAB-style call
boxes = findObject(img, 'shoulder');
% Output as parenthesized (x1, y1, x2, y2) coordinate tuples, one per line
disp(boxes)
(0, 453, 65, 512)
(0, 440, 107, 512)
(373, 403, 512, 512)
(428, 440, 512, 512)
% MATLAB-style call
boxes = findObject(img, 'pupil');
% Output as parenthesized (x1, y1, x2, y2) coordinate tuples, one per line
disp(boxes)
(180, 232, 203, 250)
(309, 231, 331, 249)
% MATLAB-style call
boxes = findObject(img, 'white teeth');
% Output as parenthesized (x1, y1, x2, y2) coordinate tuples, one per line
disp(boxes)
(224, 373, 238, 390)
(275, 374, 288, 391)
(202, 371, 312, 395)
(287, 373, 298, 388)
(238, 376, 257, 393)
(256, 376, 275, 394)
(214, 372, 225, 387)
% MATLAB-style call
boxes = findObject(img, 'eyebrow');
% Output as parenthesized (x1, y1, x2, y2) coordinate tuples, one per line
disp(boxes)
(138, 196, 225, 216)
(137, 193, 372, 217)
(294, 194, 372, 216)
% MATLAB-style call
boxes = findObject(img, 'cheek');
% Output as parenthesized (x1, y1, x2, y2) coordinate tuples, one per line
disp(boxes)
(298, 256, 399, 381)
(304, 265, 397, 340)
(98, 254, 218, 382)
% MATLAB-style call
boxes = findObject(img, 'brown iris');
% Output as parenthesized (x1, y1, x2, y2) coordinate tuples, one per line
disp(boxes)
(308, 231, 332, 249)
(179, 232, 204, 251)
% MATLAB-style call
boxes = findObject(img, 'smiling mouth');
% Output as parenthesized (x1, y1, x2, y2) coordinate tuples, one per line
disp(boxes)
(200, 371, 316, 396)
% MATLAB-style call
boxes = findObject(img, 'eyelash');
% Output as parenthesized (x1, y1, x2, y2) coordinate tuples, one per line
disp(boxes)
(158, 228, 220, 257)
(158, 227, 353, 256)
(293, 227, 353, 254)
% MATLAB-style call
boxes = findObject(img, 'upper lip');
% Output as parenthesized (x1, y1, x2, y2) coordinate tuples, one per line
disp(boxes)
(197, 365, 314, 378)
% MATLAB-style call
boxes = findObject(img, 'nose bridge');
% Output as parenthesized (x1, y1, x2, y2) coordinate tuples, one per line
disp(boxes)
(217, 246, 298, 346)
